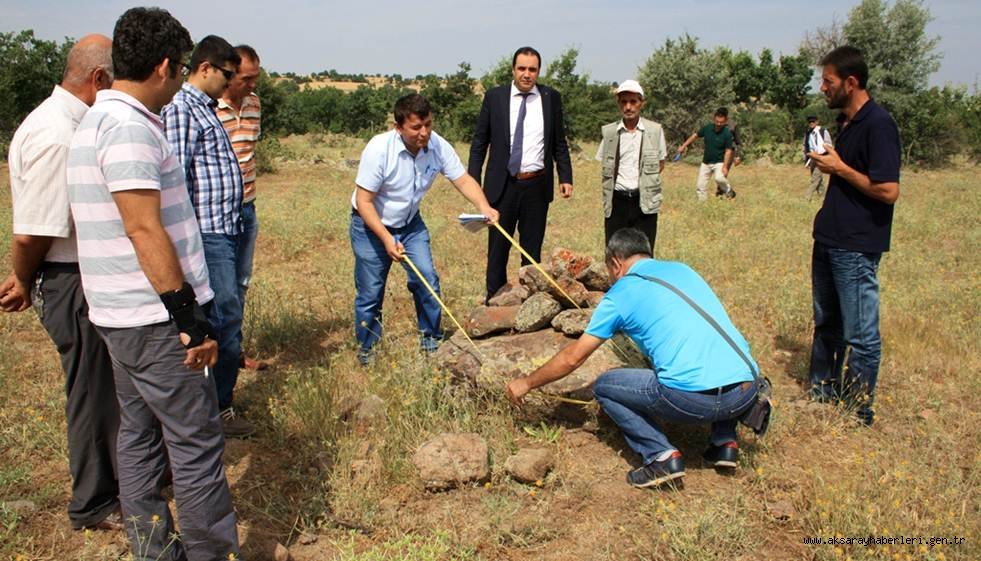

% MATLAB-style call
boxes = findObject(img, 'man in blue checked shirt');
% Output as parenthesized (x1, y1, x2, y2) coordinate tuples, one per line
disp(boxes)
(352, 93, 499, 365)
(162, 35, 254, 438)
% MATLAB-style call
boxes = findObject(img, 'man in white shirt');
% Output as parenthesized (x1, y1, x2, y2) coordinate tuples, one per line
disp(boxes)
(804, 115, 833, 201)
(0, 34, 122, 532)
(595, 80, 667, 250)
(352, 93, 498, 364)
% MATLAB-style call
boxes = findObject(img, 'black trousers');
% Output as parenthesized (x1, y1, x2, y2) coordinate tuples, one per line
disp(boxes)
(486, 174, 550, 300)
(604, 191, 659, 252)
(36, 264, 120, 528)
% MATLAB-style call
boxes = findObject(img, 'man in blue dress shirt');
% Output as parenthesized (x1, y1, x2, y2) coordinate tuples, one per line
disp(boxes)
(351, 93, 499, 364)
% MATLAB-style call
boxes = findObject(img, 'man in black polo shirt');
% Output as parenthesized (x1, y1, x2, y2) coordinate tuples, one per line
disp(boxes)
(806, 46, 901, 426)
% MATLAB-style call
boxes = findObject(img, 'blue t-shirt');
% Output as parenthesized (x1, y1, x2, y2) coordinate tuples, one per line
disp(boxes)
(584, 259, 757, 391)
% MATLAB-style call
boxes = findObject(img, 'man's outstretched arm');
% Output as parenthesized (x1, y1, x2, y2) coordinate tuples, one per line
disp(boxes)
(506, 334, 605, 405)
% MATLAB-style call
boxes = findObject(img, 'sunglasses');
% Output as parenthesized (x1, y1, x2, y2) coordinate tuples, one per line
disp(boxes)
(173, 60, 191, 77)
(212, 63, 236, 81)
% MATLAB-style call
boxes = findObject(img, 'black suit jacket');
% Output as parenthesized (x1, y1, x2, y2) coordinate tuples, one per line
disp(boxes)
(468, 83, 574, 205)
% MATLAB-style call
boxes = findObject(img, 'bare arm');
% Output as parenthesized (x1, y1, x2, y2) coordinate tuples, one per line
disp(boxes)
(0, 235, 53, 312)
(723, 148, 733, 174)
(113, 189, 217, 366)
(112, 190, 186, 292)
(449, 173, 499, 223)
(506, 334, 606, 405)
(809, 145, 899, 204)
(677, 132, 699, 153)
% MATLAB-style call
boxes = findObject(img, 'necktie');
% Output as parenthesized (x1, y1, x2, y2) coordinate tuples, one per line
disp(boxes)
(508, 92, 531, 176)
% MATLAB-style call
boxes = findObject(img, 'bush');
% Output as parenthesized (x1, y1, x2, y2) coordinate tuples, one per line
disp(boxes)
(255, 136, 296, 174)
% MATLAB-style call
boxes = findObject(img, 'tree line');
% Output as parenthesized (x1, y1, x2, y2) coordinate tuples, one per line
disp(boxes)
(2, 0, 978, 167)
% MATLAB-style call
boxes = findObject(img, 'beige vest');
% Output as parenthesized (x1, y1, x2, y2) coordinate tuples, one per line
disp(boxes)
(600, 117, 664, 218)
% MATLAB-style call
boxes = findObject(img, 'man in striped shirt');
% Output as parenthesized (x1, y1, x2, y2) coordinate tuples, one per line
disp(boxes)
(67, 7, 240, 559)
(216, 44, 267, 372)
(162, 36, 255, 438)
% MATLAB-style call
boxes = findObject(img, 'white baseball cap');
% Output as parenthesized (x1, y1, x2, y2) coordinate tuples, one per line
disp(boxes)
(616, 79, 645, 98)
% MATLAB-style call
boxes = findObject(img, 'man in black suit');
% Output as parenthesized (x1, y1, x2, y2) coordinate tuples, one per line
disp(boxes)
(469, 46, 574, 302)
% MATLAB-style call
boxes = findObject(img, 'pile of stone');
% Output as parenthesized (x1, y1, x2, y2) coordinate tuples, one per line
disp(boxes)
(434, 248, 642, 401)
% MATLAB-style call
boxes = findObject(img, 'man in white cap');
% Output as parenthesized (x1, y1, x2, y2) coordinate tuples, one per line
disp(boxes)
(595, 80, 667, 250)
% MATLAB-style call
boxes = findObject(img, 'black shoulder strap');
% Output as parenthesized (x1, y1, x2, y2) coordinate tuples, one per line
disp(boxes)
(627, 273, 759, 380)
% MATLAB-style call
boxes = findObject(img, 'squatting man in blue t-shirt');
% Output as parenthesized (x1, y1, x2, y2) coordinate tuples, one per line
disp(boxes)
(506, 228, 760, 489)
(351, 93, 499, 365)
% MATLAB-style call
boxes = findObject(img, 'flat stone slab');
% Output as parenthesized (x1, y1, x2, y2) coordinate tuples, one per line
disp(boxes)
(434, 329, 632, 400)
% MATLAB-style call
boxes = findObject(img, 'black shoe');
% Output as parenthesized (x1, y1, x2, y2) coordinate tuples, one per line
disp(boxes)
(627, 451, 685, 488)
(725, 188, 737, 199)
(702, 441, 739, 469)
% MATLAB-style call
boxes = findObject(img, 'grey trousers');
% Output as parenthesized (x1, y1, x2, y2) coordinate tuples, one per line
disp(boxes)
(96, 321, 240, 561)
(35, 264, 120, 528)
(807, 164, 825, 200)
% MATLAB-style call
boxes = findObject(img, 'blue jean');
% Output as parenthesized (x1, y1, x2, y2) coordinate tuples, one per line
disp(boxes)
(202, 233, 243, 410)
(809, 241, 882, 422)
(592, 368, 758, 464)
(350, 212, 443, 353)
(235, 202, 259, 347)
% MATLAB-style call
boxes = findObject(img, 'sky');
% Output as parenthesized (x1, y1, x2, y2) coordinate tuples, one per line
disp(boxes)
(2, 0, 978, 88)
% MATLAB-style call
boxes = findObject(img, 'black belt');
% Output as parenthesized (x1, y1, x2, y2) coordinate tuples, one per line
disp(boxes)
(613, 189, 640, 199)
(694, 381, 748, 396)
(39, 261, 80, 273)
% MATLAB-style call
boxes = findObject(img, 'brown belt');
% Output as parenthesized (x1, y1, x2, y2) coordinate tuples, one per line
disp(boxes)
(512, 169, 545, 181)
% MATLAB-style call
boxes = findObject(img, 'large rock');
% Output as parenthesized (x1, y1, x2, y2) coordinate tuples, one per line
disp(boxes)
(412, 433, 489, 490)
(549, 248, 595, 279)
(551, 309, 593, 336)
(514, 293, 562, 332)
(463, 306, 519, 338)
(338, 394, 386, 426)
(504, 448, 554, 483)
(577, 261, 612, 292)
(433, 329, 634, 400)
(488, 283, 530, 307)
(517, 265, 551, 293)
(545, 276, 591, 309)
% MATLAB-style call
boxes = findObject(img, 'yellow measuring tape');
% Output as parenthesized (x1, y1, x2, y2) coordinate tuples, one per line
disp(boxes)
(398, 249, 484, 361)
(397, 225, 602, 408)
(489, 221, 626, 360)
(491, 222, 582, 310)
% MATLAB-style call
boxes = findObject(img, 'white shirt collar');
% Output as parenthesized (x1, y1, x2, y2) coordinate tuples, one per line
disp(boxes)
(510, 83, 540, 98)
(52, 85, 90, 122)
(617, 119, 645, 132)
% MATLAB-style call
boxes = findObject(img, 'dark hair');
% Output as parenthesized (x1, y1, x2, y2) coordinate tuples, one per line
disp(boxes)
(189, 35, 240, 73)
(235, 44, 260, 65)
(512, 46, 542, 69)
(807, 115, 818, 122)
(111, 7, 193, 81)
(394, 93, 432, 125)
(605, 228, 652, 264)
(820, 45, 868, 89)
(714, 107, 729, 118)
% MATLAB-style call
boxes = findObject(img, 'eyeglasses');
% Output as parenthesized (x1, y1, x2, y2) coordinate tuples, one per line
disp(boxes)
(174, 61, 191, 77)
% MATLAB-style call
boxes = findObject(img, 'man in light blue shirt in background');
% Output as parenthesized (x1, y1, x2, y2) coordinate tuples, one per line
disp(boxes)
(351, 93, 499, 364)
(506, 228, 759, 489)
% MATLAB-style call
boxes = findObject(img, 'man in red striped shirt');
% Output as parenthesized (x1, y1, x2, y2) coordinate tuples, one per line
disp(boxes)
(216, 45, 267, 373)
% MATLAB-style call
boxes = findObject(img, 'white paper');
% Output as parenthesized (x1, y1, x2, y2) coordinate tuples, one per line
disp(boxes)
(459, 213, 489, 233)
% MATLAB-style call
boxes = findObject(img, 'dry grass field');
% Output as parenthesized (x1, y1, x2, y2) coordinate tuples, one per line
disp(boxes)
(1, 134, 978, 561)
